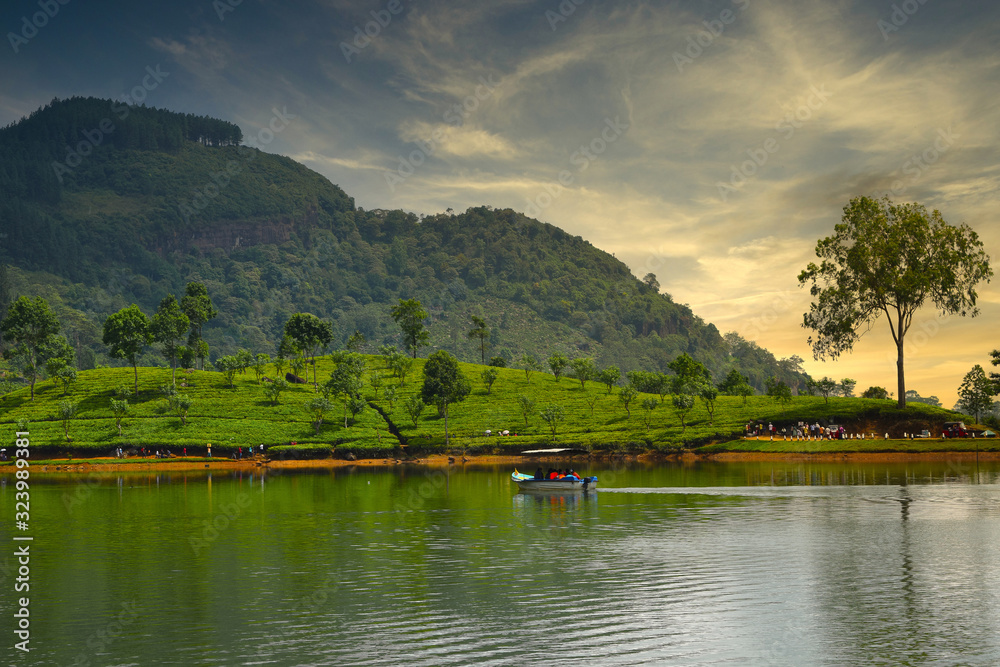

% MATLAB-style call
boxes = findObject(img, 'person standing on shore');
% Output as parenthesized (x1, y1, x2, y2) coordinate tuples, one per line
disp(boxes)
(207, 443, 212, 458)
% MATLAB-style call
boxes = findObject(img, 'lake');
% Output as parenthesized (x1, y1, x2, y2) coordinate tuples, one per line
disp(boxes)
(3, 458, 1000, 665)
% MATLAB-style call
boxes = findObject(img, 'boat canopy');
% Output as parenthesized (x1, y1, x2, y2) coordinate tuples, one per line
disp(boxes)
(519, 448, 588, 455)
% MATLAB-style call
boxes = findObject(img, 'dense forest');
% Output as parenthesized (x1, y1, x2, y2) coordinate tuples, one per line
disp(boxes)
(0, 97, 810, 391)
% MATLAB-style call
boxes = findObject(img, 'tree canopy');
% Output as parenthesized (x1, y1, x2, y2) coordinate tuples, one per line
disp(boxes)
(956, 365, 995, 423)
(391, 299, 429, 359)
(284, 313, 333, 389)
(0, 295, 62, 399)
(421, 350, 470, 446)
(152, 294, 190, 386)
(799, 196, 992, 408)
(102, 304, 153, 396)
(467, 315, 490, 364)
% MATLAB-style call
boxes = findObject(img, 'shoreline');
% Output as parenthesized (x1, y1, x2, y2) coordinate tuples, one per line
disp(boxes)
(8, 449, 1000, 474)
(704, 451, 1000, 462)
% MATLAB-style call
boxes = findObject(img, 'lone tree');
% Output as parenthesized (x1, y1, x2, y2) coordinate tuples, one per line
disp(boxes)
(481, 367, 499, 395)
(180, 282, 217, 370)
(391, 298, 429, 359)
(326, 354, 365, 427)
(110, 398, 128, 436)
(151, 294, 190, 387)
(956, 365, 995, 423)
(570, 357, 597, 389)
(520, 354, 542, 383)
(547, 352, 568, 381)
(0, 295, 61, 400)
(799, 196, 992, 408)
(717, 369, 753, 406)
(808, 377, 839, 404)
(421, 350, 470, 446)
(467, 315, 489, 363)
(103, 304, 153, 397)
(284, 313, 333, 389)
(539, 404, 564, 436)
(598, 366, 621, 394)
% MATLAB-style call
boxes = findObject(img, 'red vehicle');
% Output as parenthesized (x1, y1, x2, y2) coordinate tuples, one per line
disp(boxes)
(942, 422, 968, 438)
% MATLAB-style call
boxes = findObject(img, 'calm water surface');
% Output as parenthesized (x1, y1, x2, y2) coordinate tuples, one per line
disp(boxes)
(3, 459, 1000, 666)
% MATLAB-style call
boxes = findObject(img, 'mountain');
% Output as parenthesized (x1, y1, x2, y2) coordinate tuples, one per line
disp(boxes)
(0, 97, 809, 391)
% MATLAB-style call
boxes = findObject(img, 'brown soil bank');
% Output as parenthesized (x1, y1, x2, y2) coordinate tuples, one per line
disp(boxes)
(707, 451, 1000, 462)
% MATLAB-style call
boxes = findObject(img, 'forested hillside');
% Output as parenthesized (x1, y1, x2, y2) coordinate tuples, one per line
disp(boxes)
(0, 97, 809, 391)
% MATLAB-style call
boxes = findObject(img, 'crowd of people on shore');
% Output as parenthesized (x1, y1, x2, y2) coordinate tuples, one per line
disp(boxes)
(745, 421, 854, 440)
(111, 444, 267, 459)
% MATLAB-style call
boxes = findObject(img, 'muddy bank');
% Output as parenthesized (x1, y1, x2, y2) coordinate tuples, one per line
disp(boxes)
(12, 449, 1000, 474)
(705, 451, 1000, 463)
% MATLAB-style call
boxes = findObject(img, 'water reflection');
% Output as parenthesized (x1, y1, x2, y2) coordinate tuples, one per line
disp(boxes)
(4, 461, 1000, 665)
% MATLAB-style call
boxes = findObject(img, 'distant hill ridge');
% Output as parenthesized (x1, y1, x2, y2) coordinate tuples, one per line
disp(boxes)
(0, 97, 809, 391)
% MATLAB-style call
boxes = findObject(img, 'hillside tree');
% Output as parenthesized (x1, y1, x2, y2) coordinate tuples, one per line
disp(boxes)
(481, 367, 499, 395)
(0, 295, 61, 400)
(808, 377, 839, 404)
(103, 304, 153, 397)
(799, 196, 992, 408)
(957, 365, 995, 423)
(151, 294, 189, 387)
(467, 315, 489, 363)
(391, 298, 429, 359)
(598, 366, 621, 394)
(520, 354, 542, 383)
(540, 404, 564, 436)
(570, 357, 597, 389)
(284, 313, 333, 389)
(180, 282, 217, 370)
(421, 350, 470, 446)
(548, 352, 568, 381)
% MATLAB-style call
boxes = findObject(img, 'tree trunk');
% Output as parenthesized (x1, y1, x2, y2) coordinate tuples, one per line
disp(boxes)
(444, 403, 449, 447)
(896, 337, 906, 409)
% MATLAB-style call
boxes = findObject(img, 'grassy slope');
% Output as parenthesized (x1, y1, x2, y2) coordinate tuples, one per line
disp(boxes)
(0, 355, 984, 458)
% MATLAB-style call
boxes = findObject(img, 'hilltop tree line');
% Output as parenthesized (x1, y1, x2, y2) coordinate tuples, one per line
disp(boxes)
(0, 96, 242, 205)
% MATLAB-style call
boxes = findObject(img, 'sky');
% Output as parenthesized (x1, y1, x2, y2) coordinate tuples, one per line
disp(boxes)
(2, 0, 999, 409)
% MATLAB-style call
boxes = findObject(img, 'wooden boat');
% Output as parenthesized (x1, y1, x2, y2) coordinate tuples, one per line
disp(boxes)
(511, 470, 598, 492)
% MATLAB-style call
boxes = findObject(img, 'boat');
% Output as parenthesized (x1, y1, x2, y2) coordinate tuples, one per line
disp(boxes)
(511, 470, 598, 492)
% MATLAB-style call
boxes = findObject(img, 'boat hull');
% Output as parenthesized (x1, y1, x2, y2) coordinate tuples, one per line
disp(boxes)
(511, 472, 597, 492)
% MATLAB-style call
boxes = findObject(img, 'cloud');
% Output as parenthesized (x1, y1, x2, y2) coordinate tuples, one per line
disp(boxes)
(396, 120, 520, 158)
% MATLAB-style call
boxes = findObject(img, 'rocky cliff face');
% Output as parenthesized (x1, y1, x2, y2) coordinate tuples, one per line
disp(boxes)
(154, 208, 320, 254)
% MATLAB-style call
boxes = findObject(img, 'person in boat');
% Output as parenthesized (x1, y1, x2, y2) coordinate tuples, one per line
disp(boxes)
(534, 467, 544, 480)
(568, 469, 581, 479)
(547, 468, 559, 480)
